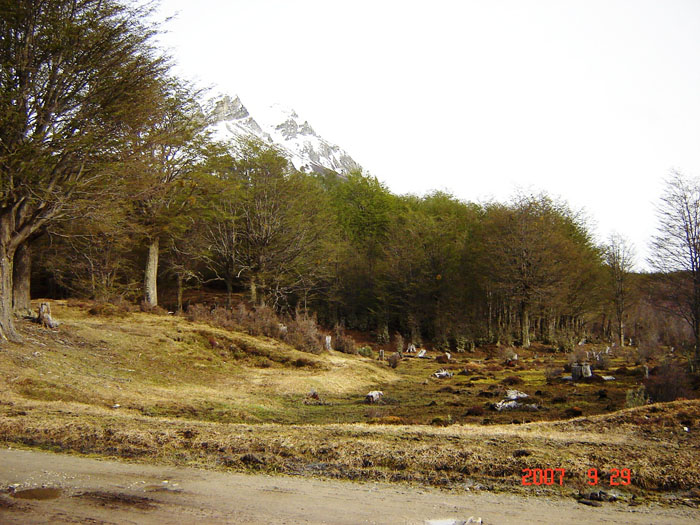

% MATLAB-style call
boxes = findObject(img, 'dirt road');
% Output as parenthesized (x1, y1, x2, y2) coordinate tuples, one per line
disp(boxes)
(0, 448, 697, 524)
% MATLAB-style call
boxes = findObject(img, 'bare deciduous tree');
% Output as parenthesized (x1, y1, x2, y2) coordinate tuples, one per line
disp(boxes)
(650, 171, 700, 363)
(604, 233, 635, 346)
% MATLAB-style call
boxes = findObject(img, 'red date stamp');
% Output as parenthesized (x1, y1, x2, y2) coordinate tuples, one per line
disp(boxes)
(521, 468, 632, 486)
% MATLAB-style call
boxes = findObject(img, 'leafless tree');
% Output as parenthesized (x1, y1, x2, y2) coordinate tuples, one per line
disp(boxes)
(650, 170, 700, 363)
(604, 233, 635, 346)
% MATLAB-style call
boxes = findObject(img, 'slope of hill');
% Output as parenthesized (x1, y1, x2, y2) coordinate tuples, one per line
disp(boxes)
(0, 301, 698, 501)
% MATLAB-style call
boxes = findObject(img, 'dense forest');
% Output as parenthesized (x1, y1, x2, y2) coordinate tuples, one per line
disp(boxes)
(2, 0, 700, 368)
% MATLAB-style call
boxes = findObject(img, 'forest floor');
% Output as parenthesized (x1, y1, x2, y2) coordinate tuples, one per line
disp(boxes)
(0, 300, 698, 519)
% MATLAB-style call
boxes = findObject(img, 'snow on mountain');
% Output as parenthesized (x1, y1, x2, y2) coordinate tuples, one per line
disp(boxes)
(209, 95, 361, 176)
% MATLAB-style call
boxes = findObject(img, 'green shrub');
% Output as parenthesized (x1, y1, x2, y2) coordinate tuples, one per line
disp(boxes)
(376, 322, 390, 344)
(358, 346, 373, 357)
(625, 386, 648, 408)
(394, 332, 404, 354)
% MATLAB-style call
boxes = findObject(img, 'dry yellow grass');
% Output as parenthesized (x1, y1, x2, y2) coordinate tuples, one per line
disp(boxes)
(0, 301, 698, 500)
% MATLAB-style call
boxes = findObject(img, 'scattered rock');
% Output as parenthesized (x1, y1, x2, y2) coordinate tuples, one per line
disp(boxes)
(425, 518, 481, 525)
(365, 391, 384, 403)
(513, 449, 532, 457)
(504, 389, 528, 400)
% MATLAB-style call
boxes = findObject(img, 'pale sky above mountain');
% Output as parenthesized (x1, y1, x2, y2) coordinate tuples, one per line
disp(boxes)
(155, 0, 700, 268)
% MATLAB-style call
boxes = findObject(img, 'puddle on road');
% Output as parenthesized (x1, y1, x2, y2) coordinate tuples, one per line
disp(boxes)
(11, 487, 63, 500)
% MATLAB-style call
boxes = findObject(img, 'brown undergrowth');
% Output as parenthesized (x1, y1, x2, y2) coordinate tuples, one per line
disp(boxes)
(0, 397, 698, 496)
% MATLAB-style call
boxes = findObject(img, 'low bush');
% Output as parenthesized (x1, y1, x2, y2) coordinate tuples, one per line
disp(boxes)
(568, 348, 588, 365)
(501, 375, 523, 386)
(499, 347, 518, 362)
(358, 346, 373, 358)
(394, 332, 404, 354)
(88, 301, 132, 317)
(430, 415, 453, 426)
(292, 357, 316, 368)
(375, 322, 390, 344)
(333, 324, 357, 355)
(465, 405, 484, 416)
(139, 301, 167, 315)
(544, 367, 563, 384)
(625, 386, 648, 408)
(594, 354, 611, 370)
(388, 352, 401, 369)
(564, 406, 583, 417)
(185, 303, 324, 354)
(284, 310, 324, 354)
(644, 361, 693, 402)
(367, 416, 405, 425)
(636, 344, 660, 364)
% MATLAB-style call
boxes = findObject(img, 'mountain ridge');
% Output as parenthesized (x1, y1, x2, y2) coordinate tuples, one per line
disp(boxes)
(209, 95, 361, 176)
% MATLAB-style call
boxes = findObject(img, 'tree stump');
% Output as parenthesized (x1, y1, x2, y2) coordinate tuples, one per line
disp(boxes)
(37, 302, 59, 329)
(572, 363, 583, 381)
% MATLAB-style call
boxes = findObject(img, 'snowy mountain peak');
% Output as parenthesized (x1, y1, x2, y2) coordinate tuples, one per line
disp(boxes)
(209, 95, 361, 176)
(211, 95, 249, 121)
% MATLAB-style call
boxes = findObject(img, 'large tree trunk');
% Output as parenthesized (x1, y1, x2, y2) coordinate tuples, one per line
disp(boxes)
(249, 279, 257, 305)
(618, 318, 625, 347)
(0, 248, 21, 342)
(521, 301, 531, 348)
(225, 278, 233, 309)
(176, 273, 183, 313)
(144, 237, 159, 307)
(12, 242, 31, 314)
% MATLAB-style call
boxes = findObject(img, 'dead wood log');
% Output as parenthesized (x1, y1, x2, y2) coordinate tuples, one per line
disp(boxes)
(37, 302, 59, 329)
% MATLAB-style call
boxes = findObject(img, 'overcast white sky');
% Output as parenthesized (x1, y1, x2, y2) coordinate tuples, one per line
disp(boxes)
(155, 0, 700, 268)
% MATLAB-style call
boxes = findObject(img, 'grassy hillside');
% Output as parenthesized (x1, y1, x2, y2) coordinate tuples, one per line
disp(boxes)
(0, 301, 698, 501)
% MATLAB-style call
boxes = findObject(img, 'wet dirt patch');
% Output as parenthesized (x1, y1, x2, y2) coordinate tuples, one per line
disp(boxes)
(143, 484, 183, 493)
(73, 491, 156, 510)
(11, 487, 63, 500)
(0, 494, 28, 510)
